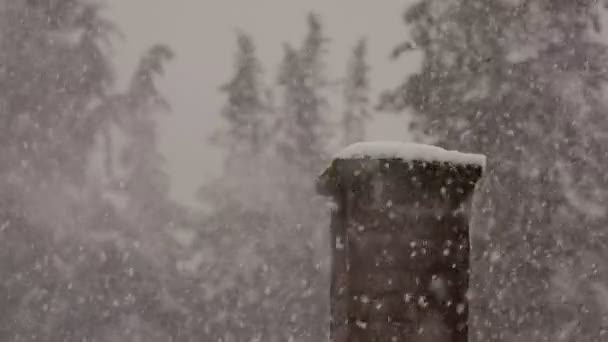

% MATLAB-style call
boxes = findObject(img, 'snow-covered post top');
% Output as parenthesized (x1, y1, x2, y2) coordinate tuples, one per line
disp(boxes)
(316, 141, 485, 342)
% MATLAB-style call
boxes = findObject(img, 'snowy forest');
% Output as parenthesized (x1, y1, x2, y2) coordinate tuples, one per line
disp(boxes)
(2, 0, 608, 341)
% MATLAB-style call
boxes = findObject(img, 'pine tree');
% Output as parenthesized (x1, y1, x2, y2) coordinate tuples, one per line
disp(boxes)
(381, 1, 608, 340)
(93, 44, 187, 341)
(217, 31, 269, 158)
(0, 1, 119, 339)
(0, 1, 116, 183)
(277, 12, 330, 172)
(194, 19, 331, 342)
(0, 0, 119, 243)
(0, 2, 187, 340)
(92, 45, 176, 223)
(121, 44, 174, 214)
(342, 38, 370, 145)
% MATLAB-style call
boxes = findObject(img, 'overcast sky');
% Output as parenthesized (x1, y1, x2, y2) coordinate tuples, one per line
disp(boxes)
(107, 0, 421, 205)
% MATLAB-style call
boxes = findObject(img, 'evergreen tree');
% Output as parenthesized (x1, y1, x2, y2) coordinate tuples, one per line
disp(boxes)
(277, 13, 330, 172)
(216, 31, 269, 158)
(0, 0, 115, 184)
(342, 38, 370, 145)
(0, 1, 118, 339)
(194, 20, 331, 342)
(0, 2, 187, 340)
(121, 44, 174, 222)
(381, 1, 608, 340)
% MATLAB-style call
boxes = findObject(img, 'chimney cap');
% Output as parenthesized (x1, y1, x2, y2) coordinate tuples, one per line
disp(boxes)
(332, 141, 486, 168)
(317, 141, 486, 197)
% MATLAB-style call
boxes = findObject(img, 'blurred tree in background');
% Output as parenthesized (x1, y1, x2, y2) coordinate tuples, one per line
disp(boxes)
(342, 38, 370, 145)
(193, 13, 335, 342)
(0, 1, 187, 340)
(215, 31, 272, 158)
(277, 13, 331, 173)
(381, 1, 608, 341)
(0, 2, 379, 339)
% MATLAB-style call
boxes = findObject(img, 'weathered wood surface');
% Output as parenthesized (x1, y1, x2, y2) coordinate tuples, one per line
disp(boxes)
(318, 158, 483, 342)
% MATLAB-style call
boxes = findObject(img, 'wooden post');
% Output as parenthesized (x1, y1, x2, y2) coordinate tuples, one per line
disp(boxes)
(317, 142, 485, 342)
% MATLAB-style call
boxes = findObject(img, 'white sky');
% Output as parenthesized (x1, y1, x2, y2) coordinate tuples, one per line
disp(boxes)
(107, 0, 421, 205)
